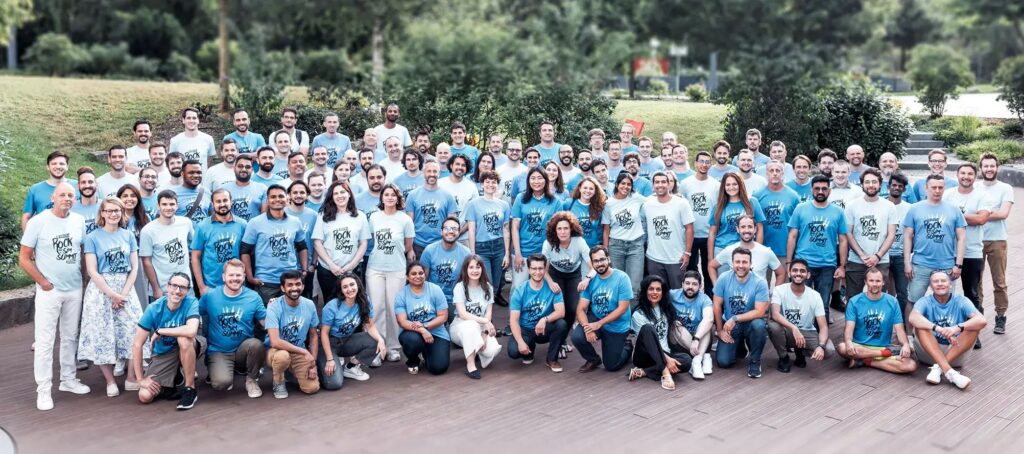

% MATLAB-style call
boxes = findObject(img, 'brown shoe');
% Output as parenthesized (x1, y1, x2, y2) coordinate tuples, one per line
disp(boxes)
(578, 359, 602, 373)
(546, 360, 563, 373)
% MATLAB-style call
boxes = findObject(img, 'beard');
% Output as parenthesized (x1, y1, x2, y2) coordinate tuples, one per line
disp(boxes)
(579, 163, 591, 172)
(813, 193, 828, 203)
(169, 168, 182, 178)
(683, 288, 698, 299)
(260, 162, 275, 173)
(235, 172, 251, 183)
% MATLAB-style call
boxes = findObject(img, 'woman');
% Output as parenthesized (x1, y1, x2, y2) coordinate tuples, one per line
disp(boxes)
(319, 273, 387, 389)
(395, 261, 450, 375)
(313, 182, 370, 305)
(510, 167, 562, 289)
(367, 183, 416, 364)
(464, 170, 511, 305)
(473, 152, 500, 197)
(118, 184, 150, 311)
(450, 255, 502, 379)
(629, 276, 693, 390)
(542, 212, 593, 358)
(79, 197, 146, 397)
(564, 176, 610, 248)
(334, 161, 364, 194)
(707, 172, 765, 258)
(605, 172, 646, 297)
(544, 161, 569, 201)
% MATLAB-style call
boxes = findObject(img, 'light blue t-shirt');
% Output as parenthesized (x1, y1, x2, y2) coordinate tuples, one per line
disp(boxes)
(223, 181, 267, 221)
(732, 152, 771, 168)
(71, 199, 100, 235)
(223, 131, 267, 156)
(450, 144, 480, 163)
(395, 283, 451, 341)
(787, 202, 848, 267)
(199, 286, 266, 353)
(406, 187, 458, 247)
(713, 270, 770, 320)
(903, 201, 967, 269)
(251, 172, 284, 188)
(141, 193, 158, 220)
(20, 210, 86, 292)
(755, 162, 796, 182)
(264, 297, 319, 348)
(241, 213, 305, 284)
(564, 199, 611, 248)
(190, 217, 246, 287)
(786, 179, 812, 203)
(670, 289, 712, 333)
(845, 292, 902, 347)
(708, 165, 740, 181)
(271, 158, 290, 180)
(393, 172, 425, 199)
(310, 133, 352, 168)
(322, 298, 374, 339)
(84, 227, 137, 274)
(138, 295, 200, 356)
(355, 190, 381, 256)
(638, 158, 666, 180)
(581, 269, 633, 333)
(710, 198, 767, 250)
(631, 176, 654, 197)
(913, 294, 978, 346)
(23, 180, 69, 215)
(511, 195, 563, 256)
(464, 197, 511, 244)
(912, 176, 957, 202)
(755, 186, 801, 256)
(420, 242, 472, 302)
(286, 206, 318, 257)
(533, 143, 562, 164)
(172, 185, 211, 224)
(511, 280, 564, 330)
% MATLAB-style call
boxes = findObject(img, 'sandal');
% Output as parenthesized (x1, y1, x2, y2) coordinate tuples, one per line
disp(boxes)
(628, 367, 647, 381)
(661, 373, 676, 390)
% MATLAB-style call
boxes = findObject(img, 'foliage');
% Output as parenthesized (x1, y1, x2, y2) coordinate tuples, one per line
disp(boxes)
(1000, 119, 1024, 139)
(0, 0, 33, 46)
(684, 83, 708, 102)
(80, 42, 130, 75)
(817, 78, 914, 161)
(109, 8, 189, 60)
(885, 0, 939, 71)
(647, 79, 669, 96)
(722, 79, 825, 155)
(195, 39, 240, 81)
(932, 116, 982, 147)
(955, 138, 1024, 162)
(995, 55, 1024, 121)
(23, 32, 89, 76)
(906, 44, 974, 118)
(230, 31, 286, 136)
(951, 0, 1024, 49)
(299, 49, 365, 86)
(117, 56, 161, 80)
(159, 52, 200, 82)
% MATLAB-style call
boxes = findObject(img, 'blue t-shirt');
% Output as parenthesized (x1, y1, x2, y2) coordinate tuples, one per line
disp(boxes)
(670, 289, 712, 333)
(138, 295, 200, 356)
(786, 179, 812, 203)
(223, 131, 266, 156)
(450, 144, 480, 163)
(223, 182, 267, 221)
(286, 206, 318, 256)
(393, 172, 425, 199)
(732, 152, 771, 168)
(710, 198, 767, 250)
(322, 298, 374, 339)
(310, 133, 352, 168)
(564, 199, 610, 248)
(787, 202, 848, 267)
(199, 287, 266, 353)
(251, 172, 284, 188)
(84, 227, 137, 274)
(674, 169, 695, 182)
(533, 143, 562, 164)
(632, 176, 654, 197)
(912, 294, 978, 346)
(406, 187, 458, 247)
(911, 176, 957, 202)
(355, 190, 381, 256)
(708, 165, 740, 181)
(713, 270, 770, 320)
(395, 283, 450, 341)
(172, 185, 211, 224)
(754, 186, 801, 256)
(241, 213, 305, 283)
(511, 280, 564, 330)
(464, 197, 511, 243)
(845, 292, 903, 347)
(903, 201, 967, 269)
(71, 200, 100, 235)
(23, 180, 68, 215)
(190, 217, 246, 287)
(511, 194, 562, 256)
(581, 269, 633, 333)
(420, 242, 472, 302)
(141, 193, 158, 220)
(638, 158, 666, 180)
(264, 297, 319, 347)
(306, 197, 324, 214)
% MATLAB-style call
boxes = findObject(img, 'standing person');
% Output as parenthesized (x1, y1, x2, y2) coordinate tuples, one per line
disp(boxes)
(713, 248, 771, 378)
(125, 120, 152, 173)
(643, 171, 695, 288)
(620, 153, 653, 196)
(439, 154, 478, 218)
(975, 153, 1014, 334)
(565, 176, 610, 248)
(816, 149, 837, 180)
(827, 160, 864, 210)
(240, 185, 308, 304)
(450, 256, 503, 379)
(942, 164, 993, 347)
(485, 134, 506, 166)
(508, 254, 568, 372)
(137, 167, 160, 220)
(223, 108, 267, 156)
(534, 120, 562, 163)
(72, 167, 101, 235)
(708, 140, 740, 180)
(496, 139, 527, 202)
(605, 173, 647, 297)
(573, 245, 635, 373)
(680, 151, 720, 295)
(435, 143, 453, 178)
(20, 183, 91, 410)
(542, 212, 593, 355)
(393, 149, 425, 199)
(362, 128, 380, 160)
(96, 145, 140, 198)
(119, 185, 151, 303)
(22, 151, 74, 230)
(543, 161, 570, 201)
(845, 168, 898, 297)
(557, 146, 581, 186)
(707, 172, 765, 257)
(768, 259, 832, 373)
(755, 161, 800, 279)
(406, 160, 459, 258)
(414, 130, 433, 155)
(204, 139, 240, 191)
(172, 160, 211, 225)
(837, 268, 917, 375)
(735, 149, 768, 195)
(787, 155, 814, 202)
(565, 149, 595, 192)
(878, 152, 900, 199)
(846, 145, 869, 183)
(729, 129, 769, 167)
(606, 140, 625, 180)
(318, 273, 386, 388)
(148, 143, 172, 187)
(140, 191, 194, 300)
(354, 165, 386, 275)
(190, 189, 246, 296)
(669, 271, 715, 379)
(909, 271, 986, 389)
(251, 147, 285, 187)
(264, 271, 321, 399)
(510, 167, 562, 289)
(374, 103, 413, 156)
(786, 176, 848, 321)
(508, 147, 542, 200)
(464, 170, 511, 304)
(199, 260, 266, 398)
(379, 137, 407, 180)
(420, 216, 473, 314)
(168, 107, 217, 173)
(911, 149, 958, 201)
(635, 136, 665, 180)
(619, 123, 639, 154)
(885, 172, 913, 317)
(270, 107, 309, 156)
(395, 262, 451, 375)
(588, 128, 607, 161)
(222, 155, 267, 221)
(903, 175, 967, 305)
(306, 147, 333, 186)
(286, 181, 319, 298)
(667, 144, 694, 182)
(164, 151, 185, 188)
(755, 141, 795, 181)
(367, 184, 416, 363)
(629, 275, 692, 390)
(306, 172, 327, 213)
(313, 182, 369, 304)
(449, 121, 480, 162)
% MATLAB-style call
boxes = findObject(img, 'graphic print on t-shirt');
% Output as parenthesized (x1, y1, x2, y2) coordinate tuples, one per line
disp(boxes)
(281, 316, 304, 345)
(690, 192, 710, 217)
(652, 215, 671, 240)
(862, 308, 884, 340)
(104, 246, 130, 273)
(408, 306, 430, 324)
(526, 211, 546, 236)
(763, 202, 784, 229)
(613, 208, 635, 229)
(232, 198, 253, 220)
(923, 216, 947, 243)
(728, 294, 747, 317)
(165, 238, 186, 265)
(182, 148, 201, 163)
(419, 202, 440, 228)
(53, 233, 78, 263)
(333, 228, 354, 253)
(524, 298, 546, 321)
(784, 307, 802, 325)
(269, 232, 291, 258)
(858, 215, 880, 241)
(375, 228, 396, 254)
(483, 212, 502, 236)
(592, 290, 613, 316)
(807, 217, 833, 247)
(213, 236, 235, 263)
(218, 307, 244, 339)
(432, 258, 458, 290)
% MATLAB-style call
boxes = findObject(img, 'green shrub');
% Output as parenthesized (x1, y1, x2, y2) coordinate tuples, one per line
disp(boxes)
(299, 48, 365, 86)
(684, 83, 708, 102)
(817, 78, 914, 162)
(647, 79, 670, 96)
(109, 8, 189, 60)
(80, 42, 129, 75)
(955, 138, 1024, 162)
(1000, 119, 1023, 139)
(995, 55, 1024, 121)
(115, 56, 161, 80)
(976, 125, 1001, 141)
(195, 39, 240, 81)
(610, 88, 628, 99)
(159, 52, 200, 82)
(722, 80, 825, 156)
(907, 44, 975, 118)
(932, 116, 982, 148)
(24, 33, 89, 76)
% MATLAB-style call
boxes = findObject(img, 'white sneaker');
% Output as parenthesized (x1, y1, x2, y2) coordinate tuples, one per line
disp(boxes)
(690, 361, 705, 380)
(343, 364, 370, 381)
(113, 360, 126, 377)
(37, 391, 53, 411)
(106, 383, 120, 397)
(945, 369, 971, 390)
(124, 380, 141, 392)
(926, 364, 942, 385)
(370, 356, 382, 368)
(386, 350, 401, 362)
(59, 379, 91, 395)
(245, 378, 262, 398)
(702, 353, 714, 375)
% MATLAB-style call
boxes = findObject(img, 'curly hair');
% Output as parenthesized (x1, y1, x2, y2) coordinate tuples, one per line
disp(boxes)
(569, 176, 606, 221)
(545, 211, 583, 252)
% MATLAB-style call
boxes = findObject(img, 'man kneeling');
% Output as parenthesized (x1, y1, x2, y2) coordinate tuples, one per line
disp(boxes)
(199, 259, 266, 398)
(837, 267, 916, 374)
(768, 259, 834, 373)
(265, 270, 320, 399)
(909, 271, 986, 390)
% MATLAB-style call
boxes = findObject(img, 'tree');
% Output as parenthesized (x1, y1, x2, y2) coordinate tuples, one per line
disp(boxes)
(907, 44, 974, 118)
(953, 0, 1024, 48)
(23, 32, 88, 76)
(218, 0, 229, 111)
(0, 0, 33, 46)
(994, 55, 1024, 121)
(885, 0, 939, 71)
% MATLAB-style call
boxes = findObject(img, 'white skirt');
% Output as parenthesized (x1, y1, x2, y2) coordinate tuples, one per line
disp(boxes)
(78, 273, 148, 364)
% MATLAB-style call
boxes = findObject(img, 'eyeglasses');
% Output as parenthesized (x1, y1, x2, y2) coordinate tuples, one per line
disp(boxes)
(101, 209, 122, 214)
(812, 187, 830, 192)
(167, 282, 191, 292)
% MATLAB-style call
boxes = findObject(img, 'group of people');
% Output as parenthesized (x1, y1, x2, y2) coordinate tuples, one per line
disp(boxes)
(19, 103, 1013, 412)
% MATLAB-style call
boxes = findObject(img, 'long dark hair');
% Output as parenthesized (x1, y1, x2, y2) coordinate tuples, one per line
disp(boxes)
(711, 172, 753, 229)
(321, 181, 358, 221)
(473, 152, 496, 183)
(570, 176, 606, 220)
(457, 254, 493, 302)
(520, 166, 552, 205)
(544, 161, 565, 193)
(638, 275, 678, 327)
(335, 272, 371, 325)
(116, 184, 148, 233)
(613, 172, 634, 198)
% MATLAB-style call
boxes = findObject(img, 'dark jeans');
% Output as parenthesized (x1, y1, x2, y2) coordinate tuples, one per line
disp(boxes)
(508, 319, 568, 363)
(412, 243, 427, 261)
(571, 313, 632, 372)
(549, 266, 581, 340)
(302, 268, 315, 300)
(633, 324, 692, 379)
(889, 254, 910, 313)
(317, 263, 342, 303)
(254, 284, 283, 340)
(647, 258, 684, 289)
(715, 318, 767, 368)
(687, 237, 712, 298)
(961, 257, 984, 313)
(318, 332, 380, 390)
(398, 331, 451, 375)
(475, 238, 506, 301)
(807, 265, 837, 321)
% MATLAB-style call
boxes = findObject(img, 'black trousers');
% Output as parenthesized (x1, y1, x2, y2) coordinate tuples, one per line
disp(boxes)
(687, 237, 712, 297)
(633, 324, 692, 379)
(961, 258, 984, 313)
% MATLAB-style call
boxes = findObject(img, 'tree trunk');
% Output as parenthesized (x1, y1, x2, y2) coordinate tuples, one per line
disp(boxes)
(899, 46, 907, 72)
(372, 17, 384, 86)
(628, 56, 636, 99)
(218, 0, 230, 112)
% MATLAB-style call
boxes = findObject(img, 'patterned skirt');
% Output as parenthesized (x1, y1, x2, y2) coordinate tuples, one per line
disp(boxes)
(78, 273, 148, 364)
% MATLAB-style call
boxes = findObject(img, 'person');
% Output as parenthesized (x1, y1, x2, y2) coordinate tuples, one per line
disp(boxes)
(96, 145, 140, 198)
(635, 136, 665, 180)
(373, 103, 412, 156)
(415, 129, 434, 155)
(332, 158, 359, 193)
(846, 145, 869, 183)
(754, 161, 800, 279)
(708, 172, 765, 257)
(125, 119, 152, 173)
(190, 189, 246, 296)
(240, 185, 308, 304)
(284, 150, 308, 183)
(140, 190, 194, 300)
(22, 151, 73, 230)
(510, 167, 562, 289)
(20, 182, 91, 410)
(573, 246, 634, 373)
(787, 175, 848, 321)
(708, 140, 740, 181)
(620, 153, 653, 196)
(464, 170, 511, 304)
(735, 149, 768, 195)
(713, 248, 771, 378)
(816, 149, 837, 180)
(668, 144, 694, 182)
(755, 141, 795, 182)
(420, 216, 472, 314)
(435, 142, 453, 178)
(727, 129, 769, 167)
(164, 151, 185, 188)
(204, 139, 239, 191)
(313, 182, 370, 304)
(172, 160, 211, 225)
(541, 212, 592, 351)
(565, 176, 610, 249)
(911, 149, 958, 201)
(118, 185, 151, 302)
(679, 151, 720, 295)
(168, 107, 217, 173)
(198, 260, 266, 398)
(975, 153, 1014, 334)
(252, 146, 285, 187)
(619, 123, 639, 154)
(137, 167, 160, 220)
(496, 139, 527, 201)
(132, 272, 203, 410)
(393, 149, 425, 198)
(606, 140, 625, 180)
(507, 254, 568, 372)
(72, 166, 101, 234)
(565, 149, 594, 192)
(451, 256, 503, 379)
(148, 142, 172, 187)
(285, 181, 319, 298)
(271, 107, 310, 156)
(590, 159, 614, 196)
(306, 172, 327, 213)
(223, 108, 267, 156)
(903, 175, 967, 305)
(534, 120, 562, 163)
(449, 121, 480, 163)
(878, 152, 901, 199)
(438, 154, 478, 219)
(474, 151, 503, 198)
(588, 128, 607, 161)
(395, 261, 451, 375)
(306, 146, 333, 187)
(629, 275, 693, 390)
(362, 128, 380, 160)
(768, 259, 832, 373)
(708, 215, 782, 285)
(508, 147, 542, 200)
(837, 268, 916, 375)
(942, 164, 993, 324)
(349, 148, 376, 193)
(264, 271, 321, 398)
(406, 160, 459, 258)
(354, 165, 386, 273)
(222, 155, 267, 221)
(908, 271, 986, 389)
(643, 171, 695, 288)
(367, 184, 416, 363)
(544, 160, 571, 202)
(827, 160, 863, 209)
(786, 155, 813, 202)
(319, 273, 386, 388)
(886, 172, 913, 316)
(311, 111, 352, 168)
(669, 271, 715, 379)
(845, 168, 898, 297)
(606, 173, 647, 297)
(379, 137, 406, 178)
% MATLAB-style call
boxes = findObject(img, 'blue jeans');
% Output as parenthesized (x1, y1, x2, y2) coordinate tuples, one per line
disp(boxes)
(475, 238, 505, 300)
(571, 313, 632, 372)
(889, 255, 910, 313)
(398, 331, 451, 375)
(909, 263, 956, 305)
(807, 266, 836, 321)
(609, 236, 645, 298)
(715, 318, 768, 368)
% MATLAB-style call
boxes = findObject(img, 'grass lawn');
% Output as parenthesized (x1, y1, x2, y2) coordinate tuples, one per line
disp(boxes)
(613, 100, 727, 152)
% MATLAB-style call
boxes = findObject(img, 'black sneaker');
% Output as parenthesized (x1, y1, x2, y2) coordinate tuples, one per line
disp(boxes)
(974, 338, 982, 350)
(994, 315, 1006, 334)
(794, 351, 807, 368)
(176, 387, 197, 411)
(776, 355, 791, 373)
(747, 362, 762, 378)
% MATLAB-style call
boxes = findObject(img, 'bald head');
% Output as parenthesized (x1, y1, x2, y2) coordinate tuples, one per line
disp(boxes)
(51, 182, 77, 214)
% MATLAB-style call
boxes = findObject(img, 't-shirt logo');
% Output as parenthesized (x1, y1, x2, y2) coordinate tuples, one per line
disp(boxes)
(419, 202, 440, 228)
(213, 235, 235, 263)
(104, 247, 130, 274)
(653, 215, 671, 240)
(218, 306, 244, 339)
(725, 211, 742, 232)
(763, 202, 783, 229)
(614, 209, 634, 229)
(375, 228, 396, 255)
(407, 306, 430, 323)
(784, 308, 802, 325)
(859, 215, 879, 241)
(526, 211, 545, 235)
(862, 309, 884, 340)
(807, 218, 832, 247)
(728, 294, 746, 317)
(524, 298, 546, 323)
(326, 149, 340, 168)
(433, 260, 457, 289)
(86, 219, 99, 234)
(831, 199, 847, 209)
(466, 301, 484, 317)
(923, 216, 946, 243)
(269, 232, 291, 258)
(483, 212, 501, 236)
(232, 198, 253, 220)
(690, 192, 709, 216)
(333, 228, 353, 253)
(53, 233, 78, 263)
(165, 238, 186, 265)
(159, 320, 182, 348)
(183, 148, 200, 162)
(592, 291, 612, 317)
(281, 316, 304, 345)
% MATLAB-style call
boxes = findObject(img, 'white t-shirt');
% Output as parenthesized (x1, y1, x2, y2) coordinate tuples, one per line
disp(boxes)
(452, 282, 494, 321)
(312, 212, 371, 267)
(943, 189, 996, 259)
(606, 193, 646, 241)
(305, 167, 335, 186)
(373, 124, 412, 154)
(643, 195, 695, 263)
(20, 210, 86, 292)
(380, 159, 405, 182)
(367, 211, 415, 273)
(890, 200, 912, 257)
(126, 145, 150, 171)
(828, 183, 863, 210)
(844, 197, 898, 264)
(139, 216, 194, 293)
(542, 236, 591, 275)
(771, 284, 825, 331)
(678, 175, 720, 238)
(96, 172, 140, 199)
(974, 180, 1014, 241)
(561, 167, 581, 184)
(438, 177, 478, 213)
(204, 163, 236, 191)
(497, 164, 527, 204)
(742, 173, 768, 195)
(169, 131, 217, 173)
(715, 242, 780, 278)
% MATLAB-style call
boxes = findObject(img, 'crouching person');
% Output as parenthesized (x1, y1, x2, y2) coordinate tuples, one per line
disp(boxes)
(265, 270, 320, 399)
(909, 270, 986, 390)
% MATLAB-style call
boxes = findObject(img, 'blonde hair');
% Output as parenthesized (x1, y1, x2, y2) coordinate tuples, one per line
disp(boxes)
(95, 197, 128, 228)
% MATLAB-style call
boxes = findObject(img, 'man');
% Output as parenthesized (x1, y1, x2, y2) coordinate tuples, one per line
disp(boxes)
(252, 146, 285, 187)
(96, 145, 140, 198)
(713, 248, 770, 378)
(306, 173, 327, 212)
(190, 189, 246, 296)
(355, 165, 386, 275)
(816, 149, 837, 180)
(407, 161, 459, 258)
(373, 103, 412, 156)
(305, 145, 333, 186)
(903, 175, 967, 305)
(348, 148, 376, 191)
(975, 153, 1014, 334)
(827, 160, 863, 209)
(149, 143, 172, 187)
(769, 259, 832, 373)
(172, 160, 211, 225)
(636, 136, 665, 180)
(20, 182, 91, 410)
(708, 140, 740, 181)
(508, 147, 542, 201)
(755, 141, 795, 182)
(643, 172, 695, 288)
(138, 167, 160, 219)
(140, 190, 194, 299)
(837, 268, 916, 374)
(379, 136, 406, 180)
(165, 151, 185, 188)
(557, 145, 580, 182)
(393, 149, 425, 198)
(787, 175, 849, 321)
(204, 139, 239, 191)
(200, 260, 266, 398)
(591, 159, 614, 196)
(845, 168, 898, 298)
(420, 216, 472, 313)
(311, 111, 352, 168)
(71, 167, 100, 234)
(621, 153, 653, 196)
(126, 120, 152, 173)
(362, 128, 380, 160)
(661, 131, 678, 149)
(270, 107, 309, 156)
(132, 272, 203, 410)
(449, 121, 480, 163)
(508, 254, 569, 373)
(709, 215, 783, 286)
(619, 123, 639, 154)
(223, 108, 267, 156)
(223, 155, 267, 221)
(414, 129, 432, 153)
(534, 120, 562, 163)
(885, 172, 913, 316)
(911, 149, 958, 201)
(754, 161, 800, 279)
(285, 151, 308, 184)
(731, 128, 770, 168)
(169, 107, 217, 172)
(878, 151, 900, 199)
(573, 246, 634, 373)
(908, 271, 986, 389)
(669, 271, 715, 379)
(438, 154, 477, 218)
(22, 151, 73, 230)
(606, 139, 625, 180)
(589, 128, 607, 161)
(668, 144, 694, 181)
(846, 145, 869, 183)
(735, 149, 768, 195)
(942, 163, 993, 344)
(786, 155, 813, 202)
(565, 149, 594, 191)
(286, 181, 319, 298)
(270, 132, 296, 179)
(680, 151, 720, 296)
(264, 272, 320, 399)
(241, 185, 308, 304)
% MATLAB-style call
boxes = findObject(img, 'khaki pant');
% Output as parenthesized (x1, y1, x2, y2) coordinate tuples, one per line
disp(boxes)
(208, 338, 265, 390)
(267, 348, 320, 394)
(980, 240, 1008, 315)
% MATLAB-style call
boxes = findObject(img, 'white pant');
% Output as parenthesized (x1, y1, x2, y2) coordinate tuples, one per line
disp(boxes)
(510, 259, 530, 291)
(366, 268, 406, 351)
(450, 319, 501, 363)
(34, 286, 83, 393)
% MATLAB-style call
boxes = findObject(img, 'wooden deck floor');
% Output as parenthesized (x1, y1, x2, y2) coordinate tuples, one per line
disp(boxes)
(3, 189, 1024, 453)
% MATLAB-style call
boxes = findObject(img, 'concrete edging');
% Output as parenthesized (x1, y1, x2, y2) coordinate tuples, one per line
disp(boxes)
(0, 286, 34, 330)
(997, 167, 1024, 188)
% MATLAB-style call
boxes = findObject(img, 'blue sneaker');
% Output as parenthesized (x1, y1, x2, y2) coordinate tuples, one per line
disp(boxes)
(747, 362, 762, 379)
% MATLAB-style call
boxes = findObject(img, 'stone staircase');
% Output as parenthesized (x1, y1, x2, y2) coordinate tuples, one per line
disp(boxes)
(900, 131, 963, 176)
